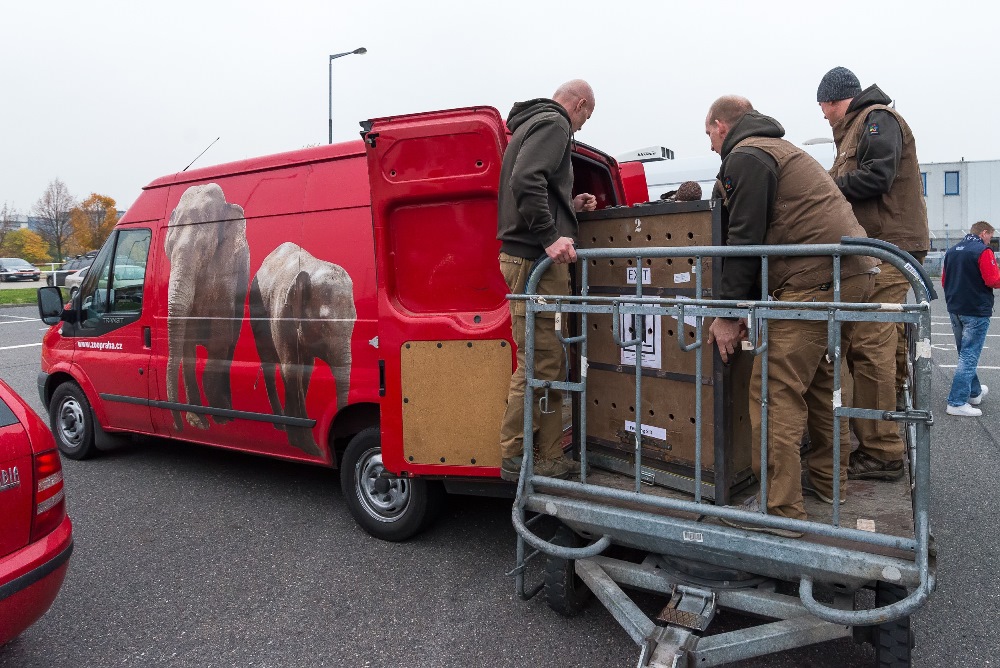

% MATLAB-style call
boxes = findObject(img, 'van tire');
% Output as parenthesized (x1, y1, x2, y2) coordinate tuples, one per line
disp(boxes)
(340, 427, 439, 541)
(50, 383, 98, 460)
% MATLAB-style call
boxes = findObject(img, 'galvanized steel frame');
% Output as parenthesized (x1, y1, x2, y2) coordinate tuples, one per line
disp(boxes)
(509, 239, 936, 656)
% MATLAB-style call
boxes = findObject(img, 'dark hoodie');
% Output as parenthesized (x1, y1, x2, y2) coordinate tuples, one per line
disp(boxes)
(496, 99, 576, 258)
(715, 112, 784, 300)
(832, 85, 903, 201)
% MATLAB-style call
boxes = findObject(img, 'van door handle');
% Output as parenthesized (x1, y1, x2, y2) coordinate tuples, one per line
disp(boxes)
(143, 326, 151, 348)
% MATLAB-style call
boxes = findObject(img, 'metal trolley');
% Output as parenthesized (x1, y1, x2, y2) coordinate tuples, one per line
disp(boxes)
(508, 239, 936, 667)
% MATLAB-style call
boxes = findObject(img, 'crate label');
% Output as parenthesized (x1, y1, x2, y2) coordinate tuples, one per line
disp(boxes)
(626, 267, 651, 285)
(674, 271, 691, 284)
(669, 295, 701, 328)
(620, 311, 662, 369)
(625, 421, 667, 441)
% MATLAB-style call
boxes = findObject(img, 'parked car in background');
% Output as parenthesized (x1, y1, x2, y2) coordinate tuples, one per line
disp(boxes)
(63, 266, 88, 299)
(0, 258, 41, 282)
(46, 252, 98, 287)
(0, 379, 73, 646)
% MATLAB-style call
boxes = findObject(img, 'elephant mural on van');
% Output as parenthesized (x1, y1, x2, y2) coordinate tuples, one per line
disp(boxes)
(164, 183, 250, 431)
(249, 242, 356, 456)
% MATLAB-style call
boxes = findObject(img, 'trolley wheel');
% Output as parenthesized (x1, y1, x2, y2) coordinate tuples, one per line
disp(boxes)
(543, 525, 592, 617)
(874, 582, 914, 667)
(339, 427, 442, 542)
(49, 382, 98, 460)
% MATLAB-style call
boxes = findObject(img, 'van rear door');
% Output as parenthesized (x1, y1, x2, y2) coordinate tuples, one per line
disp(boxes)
(363, 107, 511, 478)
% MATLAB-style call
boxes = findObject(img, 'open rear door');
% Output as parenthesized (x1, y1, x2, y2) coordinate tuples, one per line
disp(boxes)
(363, 107, 512, 478)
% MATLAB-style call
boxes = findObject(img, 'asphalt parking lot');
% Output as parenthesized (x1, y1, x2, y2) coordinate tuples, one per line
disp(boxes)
(0, 283, 998, 667)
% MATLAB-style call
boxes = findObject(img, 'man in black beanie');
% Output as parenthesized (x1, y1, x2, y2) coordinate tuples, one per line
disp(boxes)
(816, 66, 930, 482)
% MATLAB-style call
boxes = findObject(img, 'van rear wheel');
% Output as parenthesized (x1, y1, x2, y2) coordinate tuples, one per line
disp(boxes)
(50, 383, 98, 460)
(340, 427, 441, 541)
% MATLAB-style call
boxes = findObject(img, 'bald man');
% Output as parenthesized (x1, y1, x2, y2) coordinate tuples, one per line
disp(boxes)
(497, 79, 597, 482)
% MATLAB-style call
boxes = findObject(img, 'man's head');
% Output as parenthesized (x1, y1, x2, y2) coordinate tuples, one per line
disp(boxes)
(553, 79, 596, 132)
(971, 220, 995, 245)
(817, 66, 861, 126)
(705, 96, 753, 154)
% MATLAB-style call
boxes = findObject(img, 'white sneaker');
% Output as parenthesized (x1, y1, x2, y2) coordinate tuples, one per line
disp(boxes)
(946, 403, 982, 417)
(970, 385, 989, 406)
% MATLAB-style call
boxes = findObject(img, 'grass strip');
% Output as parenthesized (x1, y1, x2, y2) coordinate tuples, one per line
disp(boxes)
(0, 287, 42, 306)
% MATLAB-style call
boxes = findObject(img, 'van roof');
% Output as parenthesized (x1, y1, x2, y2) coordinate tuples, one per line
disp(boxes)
(145, 139, 367, 190)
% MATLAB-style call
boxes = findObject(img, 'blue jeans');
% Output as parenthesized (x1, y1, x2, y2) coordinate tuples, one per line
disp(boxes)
(947, 313, 990, 406)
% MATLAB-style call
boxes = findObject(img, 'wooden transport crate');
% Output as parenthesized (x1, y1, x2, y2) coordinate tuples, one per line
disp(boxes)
(575, 199, 753, 504)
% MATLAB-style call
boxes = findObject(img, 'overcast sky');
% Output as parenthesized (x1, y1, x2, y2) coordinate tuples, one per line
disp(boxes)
(1, 0, 995, 214)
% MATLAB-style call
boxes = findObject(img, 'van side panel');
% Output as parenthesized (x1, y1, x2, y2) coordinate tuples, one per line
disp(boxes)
(147, 151, 378, 463)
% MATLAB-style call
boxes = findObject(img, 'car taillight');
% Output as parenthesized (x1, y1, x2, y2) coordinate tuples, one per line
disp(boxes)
(30, 449, 66, 542)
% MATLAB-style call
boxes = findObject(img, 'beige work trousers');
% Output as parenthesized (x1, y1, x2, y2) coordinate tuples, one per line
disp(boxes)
(498, 252, 569, 462)
(749, 273, 874, 520)
(848, 263, 911, 462)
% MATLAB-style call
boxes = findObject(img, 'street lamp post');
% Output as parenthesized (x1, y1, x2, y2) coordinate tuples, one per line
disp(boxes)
(329, 47, 367, 144)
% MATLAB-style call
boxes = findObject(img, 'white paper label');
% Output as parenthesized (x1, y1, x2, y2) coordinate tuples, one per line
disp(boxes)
(669, 295, 701, 328)
(626, 267, 651, 285)
(620, 311, 662, 369)
(674, 271, 691, 284)
(581, 355, 588, 378)
(625, 421, 667, 441)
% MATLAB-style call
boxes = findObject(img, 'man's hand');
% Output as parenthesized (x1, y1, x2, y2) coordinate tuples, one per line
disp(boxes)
(707, 318, 748, 363)
(574, 193, 597, 212)
(545, 237, 577, 264)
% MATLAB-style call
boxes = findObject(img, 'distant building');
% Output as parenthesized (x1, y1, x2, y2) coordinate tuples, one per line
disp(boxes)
(921, 160, 1000, 249)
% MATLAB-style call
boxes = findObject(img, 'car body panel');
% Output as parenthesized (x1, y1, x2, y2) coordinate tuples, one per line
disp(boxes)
(0, 380, 72, 646)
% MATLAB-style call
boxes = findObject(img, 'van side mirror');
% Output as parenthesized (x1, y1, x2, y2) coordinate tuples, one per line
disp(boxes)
(37, 286, 72, 325)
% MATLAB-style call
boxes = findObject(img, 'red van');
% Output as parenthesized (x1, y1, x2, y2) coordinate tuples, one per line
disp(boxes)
(37, 106, 646, 541)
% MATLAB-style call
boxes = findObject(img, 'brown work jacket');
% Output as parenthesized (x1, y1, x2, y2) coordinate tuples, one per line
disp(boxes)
(735, 136, 878, 292)
(830, 105, 930, 253)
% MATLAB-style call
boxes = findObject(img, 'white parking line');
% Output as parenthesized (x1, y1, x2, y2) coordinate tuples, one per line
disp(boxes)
(0, 343, 42, 351)
(938, 365, 1000, 370)
(0, 318, 40, 325)
(931, 332, 1000, 337)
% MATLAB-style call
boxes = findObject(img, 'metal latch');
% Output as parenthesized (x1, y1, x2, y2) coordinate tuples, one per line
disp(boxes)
(640, 467, 656, 486)
(656, 585, 717, 631)
(882, 409, 934, 425)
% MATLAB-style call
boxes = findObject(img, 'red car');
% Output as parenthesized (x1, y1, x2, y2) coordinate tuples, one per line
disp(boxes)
(0, 379, 72, 646)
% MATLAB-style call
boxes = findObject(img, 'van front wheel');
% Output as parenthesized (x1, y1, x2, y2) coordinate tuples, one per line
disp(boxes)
(340, 427, 440, 541)
(50, 383, 98, 460)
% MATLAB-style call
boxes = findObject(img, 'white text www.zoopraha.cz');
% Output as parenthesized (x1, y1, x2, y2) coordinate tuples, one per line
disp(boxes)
(75, 341, 123, 351)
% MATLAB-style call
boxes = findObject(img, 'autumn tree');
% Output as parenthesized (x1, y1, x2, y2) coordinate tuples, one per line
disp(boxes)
(68, 193, 119, 254)
(3, 229, 51, 264)
(32, 179, 76, 262)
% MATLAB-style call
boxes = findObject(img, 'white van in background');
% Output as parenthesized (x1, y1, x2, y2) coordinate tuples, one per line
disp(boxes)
(620, 140, 836, 202)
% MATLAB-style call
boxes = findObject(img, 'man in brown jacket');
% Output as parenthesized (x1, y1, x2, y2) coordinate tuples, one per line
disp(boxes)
(817, 67, 931, 481)
(705, 96, 877, 536)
